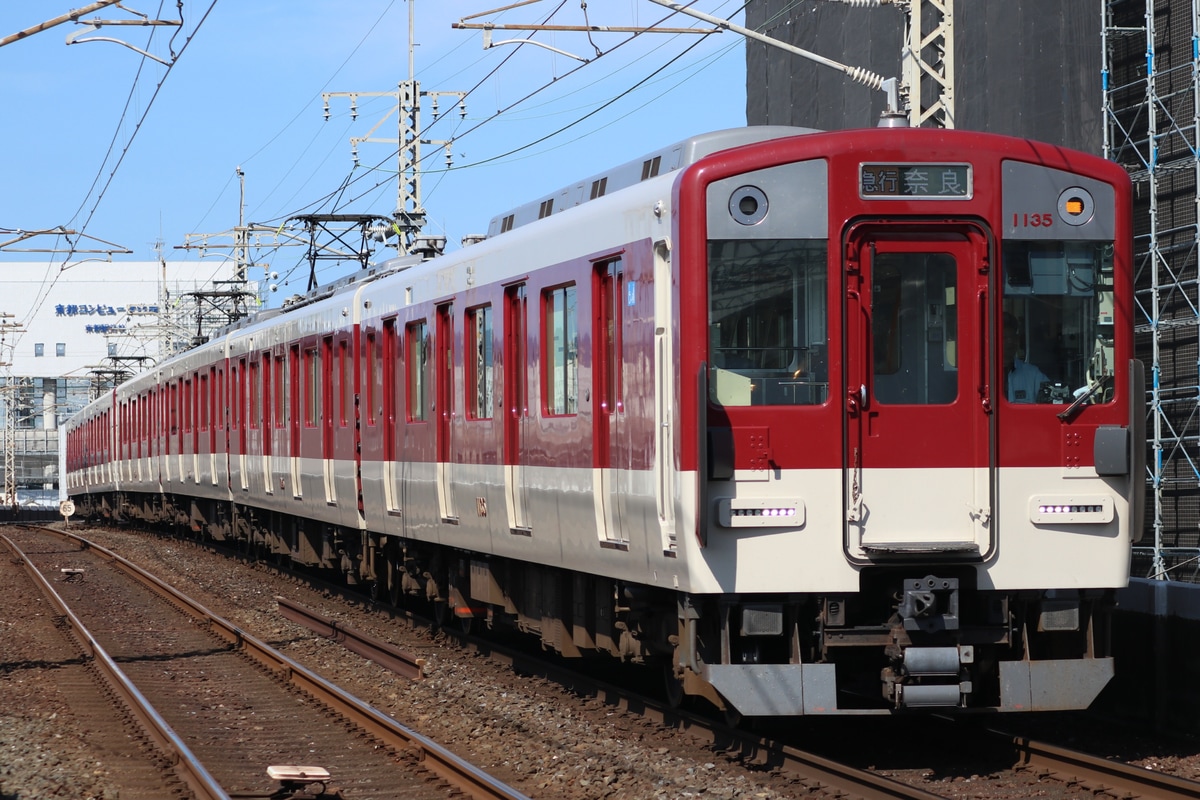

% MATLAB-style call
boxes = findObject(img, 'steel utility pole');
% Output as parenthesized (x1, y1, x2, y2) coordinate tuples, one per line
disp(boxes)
(324, 1, 466, 256)
(0, 315, 26, 508)
(648, 0, 954, 128)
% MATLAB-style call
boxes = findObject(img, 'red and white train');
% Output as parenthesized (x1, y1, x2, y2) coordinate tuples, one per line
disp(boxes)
(65, 125, 1143, 716)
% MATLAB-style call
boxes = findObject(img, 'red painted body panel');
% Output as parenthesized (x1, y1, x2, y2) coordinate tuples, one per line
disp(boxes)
(674, 128, 1134, 474)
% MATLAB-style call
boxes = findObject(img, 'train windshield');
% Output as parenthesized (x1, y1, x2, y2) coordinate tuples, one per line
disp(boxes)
(707, 239, 828, 406)
(1001, 240, 1116, 405)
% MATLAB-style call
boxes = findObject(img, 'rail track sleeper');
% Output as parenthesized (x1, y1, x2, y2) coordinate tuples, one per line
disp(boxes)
(9, 525, 530, 800)
(2, 531, 231, 800)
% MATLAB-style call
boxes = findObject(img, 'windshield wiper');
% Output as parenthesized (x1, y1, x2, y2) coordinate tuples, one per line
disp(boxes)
(1057, 374, 1112, 422)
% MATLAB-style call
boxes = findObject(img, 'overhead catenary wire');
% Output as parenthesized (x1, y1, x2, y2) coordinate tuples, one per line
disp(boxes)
(17, 0, 220, 351)
(260, 2, 748, 288)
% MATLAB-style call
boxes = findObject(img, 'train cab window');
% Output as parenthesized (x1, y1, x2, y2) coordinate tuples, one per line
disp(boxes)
(543, 284, 578, 416)
(407, 320, 428, 421)
(708, 240, 828, 406)
(1001, 240, 1116, 405)
(871, 253, 958, 405)
(467, 305, 494, 420)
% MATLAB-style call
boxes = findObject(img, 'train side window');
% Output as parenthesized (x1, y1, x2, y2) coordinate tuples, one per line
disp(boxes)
(273, 354, 286, 428)
(363, 329, 377, 426)
(407, 320, 428, 421)
(467, 305, 494, 420)
(304, 347, 319, 427)
(543, 284, 578, 416)
(231, 364, 240, 430)
(339, 338, 352, 427)
(249, 360, 260, 428)
(184, 379, 193, 434)
(212, 367, 220, 433)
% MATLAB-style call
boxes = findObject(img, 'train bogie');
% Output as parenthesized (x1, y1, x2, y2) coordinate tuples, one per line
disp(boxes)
(65, 125, 1140, 718)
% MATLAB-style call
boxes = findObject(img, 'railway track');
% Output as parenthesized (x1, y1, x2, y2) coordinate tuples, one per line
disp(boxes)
(2, 524, 529, 800)
(17, 521, 1200, 800)
(0, 530, 186, 799)
(1007, 734, 1200, 799)
(265, 563, 1200, 800)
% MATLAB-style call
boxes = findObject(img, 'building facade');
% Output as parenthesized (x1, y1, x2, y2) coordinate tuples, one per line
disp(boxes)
(0, 259, 253, 507)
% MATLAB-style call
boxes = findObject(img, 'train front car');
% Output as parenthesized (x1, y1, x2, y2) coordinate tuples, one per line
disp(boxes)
(673, 128, 1140, 716)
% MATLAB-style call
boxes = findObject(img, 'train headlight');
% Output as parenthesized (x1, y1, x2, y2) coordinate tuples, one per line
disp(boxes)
(1057, 187, 1094, 226)
(729, 185, 769, 226)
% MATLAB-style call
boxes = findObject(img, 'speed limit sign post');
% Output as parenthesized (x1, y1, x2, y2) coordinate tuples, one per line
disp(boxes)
(60, 499, 75, 527)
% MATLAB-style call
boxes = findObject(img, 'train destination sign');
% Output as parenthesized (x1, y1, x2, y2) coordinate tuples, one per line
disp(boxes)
(860, 163, 972, 199)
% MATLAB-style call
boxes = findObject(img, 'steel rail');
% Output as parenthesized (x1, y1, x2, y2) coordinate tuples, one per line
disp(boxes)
(275, 595, 426, 679)
(1012, 735, 1200, 799)
(28, 526, 531, 800)
(273, 595, 945, 800)
(1, 532, 231, 800)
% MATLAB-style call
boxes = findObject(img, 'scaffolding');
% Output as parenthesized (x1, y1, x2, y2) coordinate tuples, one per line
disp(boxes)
(1103, 0, 1200, 582)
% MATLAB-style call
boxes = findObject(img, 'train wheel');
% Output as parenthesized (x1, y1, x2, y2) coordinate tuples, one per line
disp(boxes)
(431, 598, 449, 629)
(458, 614, 474, 635)
(662, 663, 685, 709)
(387, 560, 403, 607)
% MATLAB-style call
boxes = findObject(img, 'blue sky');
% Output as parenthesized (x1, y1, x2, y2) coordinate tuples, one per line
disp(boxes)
(0, 2, 747, 299)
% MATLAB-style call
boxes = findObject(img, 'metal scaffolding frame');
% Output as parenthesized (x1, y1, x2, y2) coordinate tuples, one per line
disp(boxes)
(1103, 0, 1200, 582)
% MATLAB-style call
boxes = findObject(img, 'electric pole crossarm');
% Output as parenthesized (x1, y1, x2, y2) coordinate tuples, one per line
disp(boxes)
(0, 228, 131, 255)
(452, 22, 719, 34)
(0, 0, 122, 48)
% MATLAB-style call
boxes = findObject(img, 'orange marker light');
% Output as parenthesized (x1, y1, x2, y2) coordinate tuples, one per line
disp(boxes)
(1065, 197, 1085, 216)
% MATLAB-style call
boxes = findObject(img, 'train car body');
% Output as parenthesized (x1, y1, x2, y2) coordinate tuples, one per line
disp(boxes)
(65, 125, 1142, 717)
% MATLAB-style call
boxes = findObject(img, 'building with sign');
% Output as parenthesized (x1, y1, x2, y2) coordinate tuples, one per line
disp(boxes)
(0, 258, 254, 507)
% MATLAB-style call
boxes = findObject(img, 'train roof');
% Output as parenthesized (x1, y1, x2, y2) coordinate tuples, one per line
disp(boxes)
(195, 127, 819, 344)
(485, 125, 818, 238)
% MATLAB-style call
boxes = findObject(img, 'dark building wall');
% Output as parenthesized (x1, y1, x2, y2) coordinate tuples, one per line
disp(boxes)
(746, 0, 1103, 153)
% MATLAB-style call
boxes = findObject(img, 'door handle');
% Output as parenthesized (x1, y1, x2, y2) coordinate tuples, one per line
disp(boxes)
(847, 384, 867, 414)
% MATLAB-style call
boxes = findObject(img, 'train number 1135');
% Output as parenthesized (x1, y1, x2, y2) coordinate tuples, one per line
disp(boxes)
(1013, 212, 1053, 228)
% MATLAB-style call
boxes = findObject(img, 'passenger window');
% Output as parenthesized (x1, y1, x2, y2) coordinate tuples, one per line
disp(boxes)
(467, 305, 494, 420)
(543, 285, 578, 415)
(407, 320, 428, 421)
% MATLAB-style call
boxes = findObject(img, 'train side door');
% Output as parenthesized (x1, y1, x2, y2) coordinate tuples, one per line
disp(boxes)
(321, 336, 336, 504)
(236, 358, 248, 491)
(436, 302, 457, 522)
(593, 259, 626, 545)
(382, 320, 400, 513)
(843, 224, 994, 558)
(289, 345, 302, 498)
(504, 284, 531, 532)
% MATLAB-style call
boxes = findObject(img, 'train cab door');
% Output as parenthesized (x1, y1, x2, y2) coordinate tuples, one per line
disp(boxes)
(504, 283, 531, 533)
(843, 223, 994, 559)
